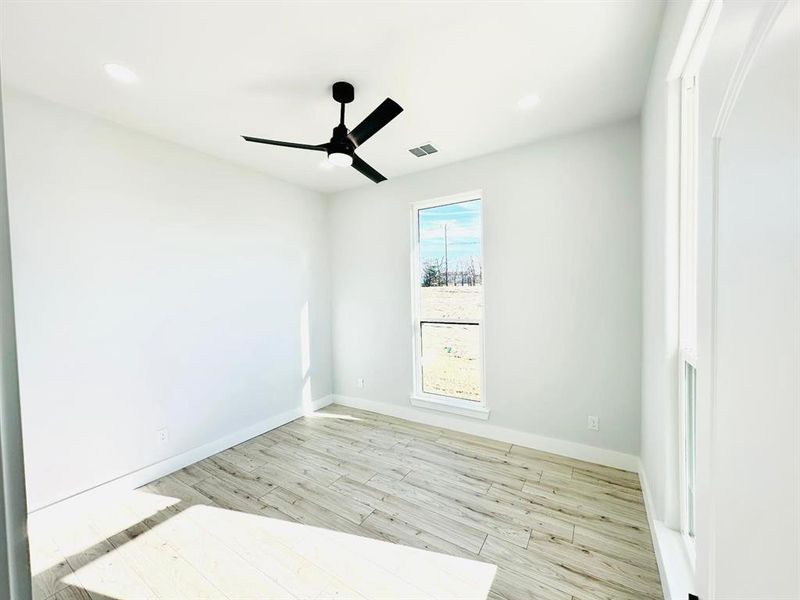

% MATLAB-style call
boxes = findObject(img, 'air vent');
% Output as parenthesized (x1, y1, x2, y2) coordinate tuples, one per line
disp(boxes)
(408, 143, 438, 157)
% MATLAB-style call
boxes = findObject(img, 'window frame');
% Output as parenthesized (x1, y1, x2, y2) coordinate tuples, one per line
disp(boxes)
(678, 72, 699, 563)
(409, 190, 489, 419)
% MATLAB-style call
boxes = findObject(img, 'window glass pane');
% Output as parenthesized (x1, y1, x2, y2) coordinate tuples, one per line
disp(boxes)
(418, 200, 483, 321)
(421, 323, 480, 401)
(685, 361, 697, 538)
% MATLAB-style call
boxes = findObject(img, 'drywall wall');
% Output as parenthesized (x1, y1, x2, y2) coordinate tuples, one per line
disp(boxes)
(328, 119, 642, 456)
(2, 90, 332, 510)
(0, 71, 32, 600)
(639, 0, 692, 528)
(694, 1, 799, 596)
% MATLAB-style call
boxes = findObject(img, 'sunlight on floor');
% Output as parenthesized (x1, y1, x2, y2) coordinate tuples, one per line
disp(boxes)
(28, 489, 180, 577)
(30, 489, 496, 599)
(304, 411, 361, 421)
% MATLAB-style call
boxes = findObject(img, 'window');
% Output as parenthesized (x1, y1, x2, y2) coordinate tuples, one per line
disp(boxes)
(678, 73, 698, 551)
(683, 356, 697, 539)
(411, 192, 486, 416)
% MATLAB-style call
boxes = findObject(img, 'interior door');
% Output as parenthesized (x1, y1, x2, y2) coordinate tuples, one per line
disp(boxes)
(694, 1, 799, 598)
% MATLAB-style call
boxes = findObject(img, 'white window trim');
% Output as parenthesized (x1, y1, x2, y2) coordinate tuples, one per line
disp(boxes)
(409, 189, 489, 419)
(679, 73, 699, 356)
(662, 0, 721, 591)
(678, 71, 699, 566)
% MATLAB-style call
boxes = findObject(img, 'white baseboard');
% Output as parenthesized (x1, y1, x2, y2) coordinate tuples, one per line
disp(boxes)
(333, 394, 639, 472)
(306, 394, 335, 414)
(639, 459, 695, 600)
(29, 394, 334, 515)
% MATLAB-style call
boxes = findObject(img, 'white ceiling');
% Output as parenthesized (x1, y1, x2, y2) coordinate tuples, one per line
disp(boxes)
(1, 1, 663, 194)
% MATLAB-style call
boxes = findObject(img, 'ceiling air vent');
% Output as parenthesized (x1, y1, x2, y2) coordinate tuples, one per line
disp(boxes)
(408, 143, 438, 157)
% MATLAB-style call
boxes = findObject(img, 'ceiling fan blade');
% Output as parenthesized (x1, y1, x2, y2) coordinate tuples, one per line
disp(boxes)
(242, 136, 327, 151)
(351, 154, 386, 183)
(347, 98, 403, 147)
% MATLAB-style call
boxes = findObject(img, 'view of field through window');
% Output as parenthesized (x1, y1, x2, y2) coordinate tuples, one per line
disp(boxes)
(417, 199, 483, 401)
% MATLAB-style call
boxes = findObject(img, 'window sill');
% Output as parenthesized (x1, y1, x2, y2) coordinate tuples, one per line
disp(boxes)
(409, 396, 490, 420)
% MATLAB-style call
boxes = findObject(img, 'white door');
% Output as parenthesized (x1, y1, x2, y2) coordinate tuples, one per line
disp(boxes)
(694, 1, 799, 598)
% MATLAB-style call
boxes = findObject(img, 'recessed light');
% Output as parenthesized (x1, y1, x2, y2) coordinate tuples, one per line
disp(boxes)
(517, 93, 541, 110)
(104, 63, 138, 84)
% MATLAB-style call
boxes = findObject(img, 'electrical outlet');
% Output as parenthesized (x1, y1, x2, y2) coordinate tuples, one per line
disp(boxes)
(357, 378, 365, 389)
(587, 416, 599, 431)
(157, 428, 169, 444)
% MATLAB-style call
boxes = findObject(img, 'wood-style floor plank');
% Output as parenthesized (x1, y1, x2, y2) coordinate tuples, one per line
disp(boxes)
(64, 537, 158, 600)
(51, 586, 92, 600)
(28, 405, 661, 600)
(487, 482, 653, 548)
(195, 454, 278, 499)
(367, 473, 532, 548)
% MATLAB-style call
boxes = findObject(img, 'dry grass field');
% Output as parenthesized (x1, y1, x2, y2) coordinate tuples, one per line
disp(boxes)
(419, 286, 483, 401)
(421, 285, 483, 321)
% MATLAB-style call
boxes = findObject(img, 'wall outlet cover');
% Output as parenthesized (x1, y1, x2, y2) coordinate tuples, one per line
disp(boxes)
(587, 416, 599, 431)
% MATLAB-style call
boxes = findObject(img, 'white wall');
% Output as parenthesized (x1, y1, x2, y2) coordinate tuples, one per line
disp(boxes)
(329, 119, 642, 457)
(710, 12, 799, 594)
(639, 0, 692, 528)
(2, 90, 332, 511)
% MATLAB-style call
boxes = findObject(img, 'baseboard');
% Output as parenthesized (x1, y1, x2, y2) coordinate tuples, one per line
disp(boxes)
(29, 394, 334, 515)
(310, 394, 335, 411)
(640, 461, 674, 600)
(332, 394, 639, 472)
(639, 459, 695, 600)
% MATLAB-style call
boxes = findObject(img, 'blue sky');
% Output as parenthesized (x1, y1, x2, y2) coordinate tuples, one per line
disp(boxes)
(419, 200, 481, 266)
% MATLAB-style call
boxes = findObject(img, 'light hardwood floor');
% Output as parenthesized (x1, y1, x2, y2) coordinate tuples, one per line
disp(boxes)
(29, 405, 662, 600)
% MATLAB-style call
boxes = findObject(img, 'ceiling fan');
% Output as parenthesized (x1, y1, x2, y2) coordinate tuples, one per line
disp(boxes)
(242, 81, 403, 183)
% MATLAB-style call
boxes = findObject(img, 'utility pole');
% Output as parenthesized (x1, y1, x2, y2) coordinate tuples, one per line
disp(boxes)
(443, 224, 448, 286)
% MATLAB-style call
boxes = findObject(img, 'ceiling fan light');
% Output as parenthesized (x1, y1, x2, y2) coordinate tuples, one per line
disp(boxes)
(328, 152, 353, 167)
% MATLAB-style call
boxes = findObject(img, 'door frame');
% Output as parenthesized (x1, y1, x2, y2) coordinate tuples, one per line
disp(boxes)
(693, 1, 789, 598)
(0, 66, 33, 600)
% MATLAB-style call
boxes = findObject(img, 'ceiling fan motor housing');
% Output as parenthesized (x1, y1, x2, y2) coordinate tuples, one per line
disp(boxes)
(332, 81, 355, 104)
(330, 124, 355, 156)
